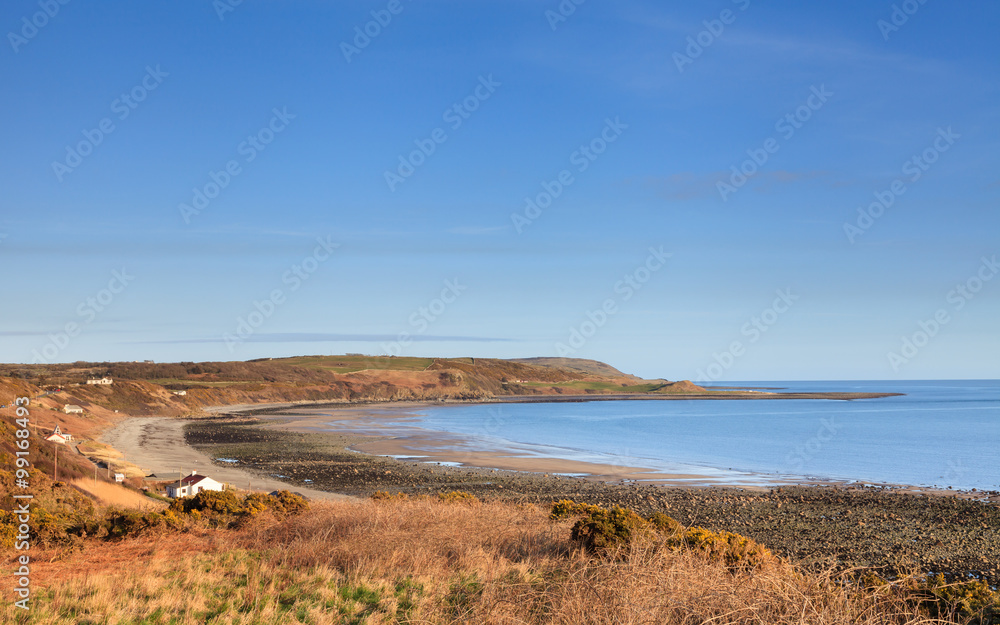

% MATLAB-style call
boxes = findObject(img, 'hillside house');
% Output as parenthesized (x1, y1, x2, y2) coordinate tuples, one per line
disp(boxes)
(46, 432, 67, 445)
(86, 377, 113, 385)
(51, 425, 72, 441)
(172, 390, 187, 396)
(63, 404, 84, 414)
(166, 471, 224, 498)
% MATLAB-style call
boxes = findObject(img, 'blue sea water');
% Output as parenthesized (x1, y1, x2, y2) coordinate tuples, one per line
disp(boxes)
(393, 381, 1000, 491)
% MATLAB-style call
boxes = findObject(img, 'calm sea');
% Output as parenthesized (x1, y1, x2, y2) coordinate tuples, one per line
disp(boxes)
(381, 380, 1000, 491)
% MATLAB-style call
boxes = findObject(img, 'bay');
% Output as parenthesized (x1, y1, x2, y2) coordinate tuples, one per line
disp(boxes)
(398, 380, 1000, 491)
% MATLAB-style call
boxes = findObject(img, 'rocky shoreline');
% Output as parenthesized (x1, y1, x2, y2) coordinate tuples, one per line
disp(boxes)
(185, 416, 1000, 585)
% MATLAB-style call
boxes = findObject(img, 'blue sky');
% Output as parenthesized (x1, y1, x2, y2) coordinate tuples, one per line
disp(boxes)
(1, 0, 998, 380)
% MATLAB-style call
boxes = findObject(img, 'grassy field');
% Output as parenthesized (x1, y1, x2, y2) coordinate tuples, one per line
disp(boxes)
(75, 440, 122, 463)
(278, 355, 438, 374)
(9, 497, 993, 624)
(522, 380, 663, 393)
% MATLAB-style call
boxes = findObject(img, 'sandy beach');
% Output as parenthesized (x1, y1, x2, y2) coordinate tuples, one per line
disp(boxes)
(100, 416, 353, 501)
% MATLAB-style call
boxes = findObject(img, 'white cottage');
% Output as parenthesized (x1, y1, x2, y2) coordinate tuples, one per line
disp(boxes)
(46, 425, 72, 444)
(166, 472, 224, 498)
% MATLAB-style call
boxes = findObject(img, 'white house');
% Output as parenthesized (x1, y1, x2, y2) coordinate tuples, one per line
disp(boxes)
(63, 404, 84, 414)
(46, 432, 67, 445)
(172, 390, 187, 396)
(86, 377, 113, 385)
(51, 425, 73, 441)
(166, 471, 224, 498)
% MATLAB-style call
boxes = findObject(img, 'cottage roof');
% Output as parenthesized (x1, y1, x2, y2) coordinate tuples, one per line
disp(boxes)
(169, 474, 212, 489)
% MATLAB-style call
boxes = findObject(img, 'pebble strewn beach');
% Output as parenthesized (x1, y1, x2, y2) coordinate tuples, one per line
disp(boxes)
(186, 416, 1000, 584)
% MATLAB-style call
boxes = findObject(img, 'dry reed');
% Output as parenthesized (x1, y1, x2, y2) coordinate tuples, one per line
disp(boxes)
(4, 498, 972, 624)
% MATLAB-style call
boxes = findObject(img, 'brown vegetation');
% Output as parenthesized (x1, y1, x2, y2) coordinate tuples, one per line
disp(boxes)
(6, 496, 998, 624)
(69, 478, 164, 511)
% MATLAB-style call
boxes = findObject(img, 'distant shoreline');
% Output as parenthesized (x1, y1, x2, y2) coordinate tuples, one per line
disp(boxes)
(204, 389, 904, 417)
(472, 390, 904, 402)
(202, 389, 926, 495)
(200, 390, 907, 491)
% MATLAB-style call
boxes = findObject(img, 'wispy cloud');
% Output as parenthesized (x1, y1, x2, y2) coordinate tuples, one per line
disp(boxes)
(134, 333, 516, 344)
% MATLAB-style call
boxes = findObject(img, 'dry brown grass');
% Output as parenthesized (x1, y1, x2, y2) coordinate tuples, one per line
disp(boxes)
(70, 478, 165, 511)
(4, 498, 969, 624)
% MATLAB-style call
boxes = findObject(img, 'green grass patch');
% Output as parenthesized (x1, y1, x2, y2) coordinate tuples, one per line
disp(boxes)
(521, 380, 661, 393)
(277, 355, 436, 373)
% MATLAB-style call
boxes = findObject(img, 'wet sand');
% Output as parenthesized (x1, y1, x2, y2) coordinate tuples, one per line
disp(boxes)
(247, 403, 867, 491)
